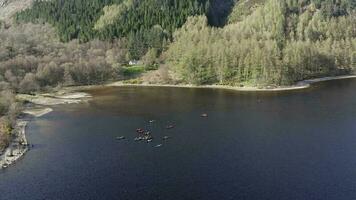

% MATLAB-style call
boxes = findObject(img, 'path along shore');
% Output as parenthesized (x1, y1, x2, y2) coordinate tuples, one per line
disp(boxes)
(107, 75, 356, 92)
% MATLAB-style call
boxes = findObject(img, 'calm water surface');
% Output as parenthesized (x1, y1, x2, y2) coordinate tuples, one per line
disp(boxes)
(1, 80, 356, 200)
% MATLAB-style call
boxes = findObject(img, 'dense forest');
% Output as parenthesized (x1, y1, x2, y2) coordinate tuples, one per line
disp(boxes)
(166, 0, 356, 85)
(0, 0, 355, 150)
(14, 0, 355, 85)
(15, 0, 238, 58)
(15, 0, 210, 58)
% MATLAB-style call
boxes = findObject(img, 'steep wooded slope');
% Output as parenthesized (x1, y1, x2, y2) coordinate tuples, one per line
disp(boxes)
(166, 0, 355, 85)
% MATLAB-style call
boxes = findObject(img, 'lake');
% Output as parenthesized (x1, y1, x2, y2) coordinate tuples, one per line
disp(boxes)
(1, 80, 356, 200)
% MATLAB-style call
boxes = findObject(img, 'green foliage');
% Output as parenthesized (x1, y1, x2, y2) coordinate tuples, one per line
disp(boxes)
(228, 0, 267, 23)
(122, 78, 143, 84)
(167, 0, 356, 86)
(94, 1, 133, 31)
(122, 66, 146, 76)
(142, 48, 159, 70)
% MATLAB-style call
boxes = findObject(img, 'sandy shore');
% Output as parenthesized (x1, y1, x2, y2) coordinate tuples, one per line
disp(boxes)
(108, 75, 356, 92)
(17, 92, 92, 106)
(0, 120, 28, 169)
(23, 107, 53, 117)
(297, 75, 356, 85)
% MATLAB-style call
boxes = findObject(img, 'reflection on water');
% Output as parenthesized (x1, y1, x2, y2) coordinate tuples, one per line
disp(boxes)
(1, 79, 356, 200)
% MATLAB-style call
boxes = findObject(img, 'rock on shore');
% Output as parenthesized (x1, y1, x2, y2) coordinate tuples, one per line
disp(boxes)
(0, 120, 28, 169)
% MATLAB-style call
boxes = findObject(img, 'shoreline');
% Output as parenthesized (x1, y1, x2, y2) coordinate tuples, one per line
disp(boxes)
(2, 74, 355, 169)
(17, 92, 92, 106)
(1, 91, 91, 169)
(107, 75, 356, 92)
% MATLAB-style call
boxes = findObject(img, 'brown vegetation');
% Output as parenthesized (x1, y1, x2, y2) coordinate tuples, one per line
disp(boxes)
(0, 23, 130, 94)
(0, 90, 21, 151)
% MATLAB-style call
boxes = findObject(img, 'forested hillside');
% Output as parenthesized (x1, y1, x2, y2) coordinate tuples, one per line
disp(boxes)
(15, 0, 239, 57)
(2, 0, 354, 87)
(166, 0, 356, 85)
(16, 0, 210, 58)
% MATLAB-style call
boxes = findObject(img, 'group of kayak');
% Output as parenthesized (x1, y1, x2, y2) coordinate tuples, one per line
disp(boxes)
(116, 113, 208, 147)
(115, 121, 174, 147)
(134, 128, 154, 142)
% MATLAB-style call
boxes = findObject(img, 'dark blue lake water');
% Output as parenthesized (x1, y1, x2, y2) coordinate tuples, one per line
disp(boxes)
(1, 80, 356, 200)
